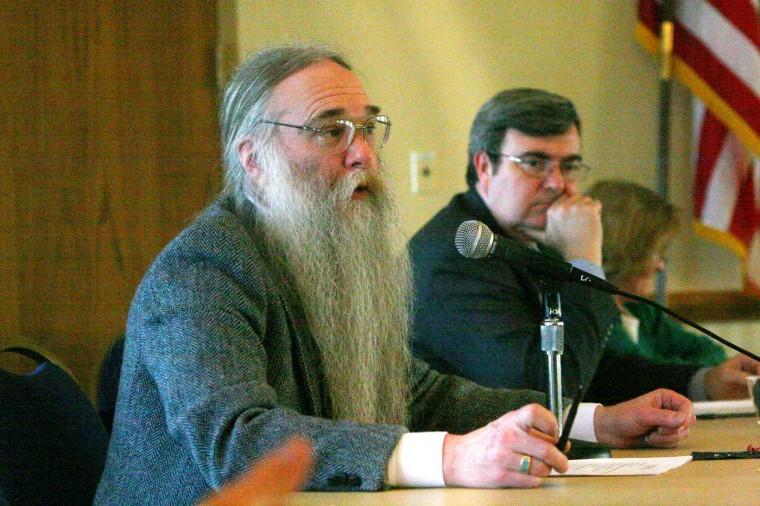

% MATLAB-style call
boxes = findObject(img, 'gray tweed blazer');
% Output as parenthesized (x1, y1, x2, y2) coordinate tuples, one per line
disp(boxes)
(94, 196, 544, 505)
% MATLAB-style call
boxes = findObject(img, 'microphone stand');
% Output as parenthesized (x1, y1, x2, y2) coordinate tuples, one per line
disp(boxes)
(539, 284, 565, 436)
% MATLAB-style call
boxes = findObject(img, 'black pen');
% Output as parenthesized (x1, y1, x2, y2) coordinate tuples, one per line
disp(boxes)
(556, 384, 586, 451)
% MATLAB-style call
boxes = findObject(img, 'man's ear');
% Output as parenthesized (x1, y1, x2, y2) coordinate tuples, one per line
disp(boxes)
(237, 137, 261, 182)
(473, 151, 493, 195)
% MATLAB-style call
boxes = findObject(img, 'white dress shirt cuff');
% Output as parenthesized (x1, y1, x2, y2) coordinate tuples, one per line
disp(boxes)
(385, 431, 447, 488)
(568, 402, 601, 442)
(569, 259, 606, 279)
(688, 367, 710, 401)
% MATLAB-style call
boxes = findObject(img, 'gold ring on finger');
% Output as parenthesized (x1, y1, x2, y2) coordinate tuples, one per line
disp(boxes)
(518, 454, 532, 474)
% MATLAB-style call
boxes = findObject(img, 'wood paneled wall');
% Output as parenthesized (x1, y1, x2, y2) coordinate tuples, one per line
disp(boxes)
(0, 1, 220, 398)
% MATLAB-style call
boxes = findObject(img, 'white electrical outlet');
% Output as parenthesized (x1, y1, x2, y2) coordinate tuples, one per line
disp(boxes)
(410, 151, 435, 195)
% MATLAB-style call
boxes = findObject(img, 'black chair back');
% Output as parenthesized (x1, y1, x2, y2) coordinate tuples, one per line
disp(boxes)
(97, 337, 124, 434)
(0, 346, 109, 505)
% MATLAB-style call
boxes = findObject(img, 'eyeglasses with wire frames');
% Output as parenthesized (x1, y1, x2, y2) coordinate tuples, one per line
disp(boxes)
(496, 153, 591, 182)
(261, 115, 391, 153)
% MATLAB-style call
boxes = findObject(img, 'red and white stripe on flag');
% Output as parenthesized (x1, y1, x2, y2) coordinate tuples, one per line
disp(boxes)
(636, 0, 760, 294)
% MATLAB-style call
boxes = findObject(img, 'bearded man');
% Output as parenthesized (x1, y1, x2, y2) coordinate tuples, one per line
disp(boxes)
(95, 45, 695, 505)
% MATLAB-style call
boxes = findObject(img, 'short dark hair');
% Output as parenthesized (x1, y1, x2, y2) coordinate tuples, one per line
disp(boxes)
(466, 88, 581, 188)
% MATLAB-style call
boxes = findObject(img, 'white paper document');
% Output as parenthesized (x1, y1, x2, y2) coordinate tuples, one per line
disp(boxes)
(693, 399, 756, 417)
(550, 456, 692, 476)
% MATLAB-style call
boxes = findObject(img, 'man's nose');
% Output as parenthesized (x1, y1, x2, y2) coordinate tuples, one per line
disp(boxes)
(344, 133, 376, 170)
(542, 163, 566, 191)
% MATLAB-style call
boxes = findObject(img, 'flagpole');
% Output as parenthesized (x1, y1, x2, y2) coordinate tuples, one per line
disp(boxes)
(655, 0, 674, 305)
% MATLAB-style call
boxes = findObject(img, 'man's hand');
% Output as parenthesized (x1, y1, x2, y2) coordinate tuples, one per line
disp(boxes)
(525, 195, 603, 264)
(704, 354, 760, 400)
(442, 404, 568, 488)
(594, 389, 695, 448)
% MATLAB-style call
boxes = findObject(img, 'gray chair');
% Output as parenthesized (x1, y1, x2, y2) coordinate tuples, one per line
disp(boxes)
(0, 346, 109, 505)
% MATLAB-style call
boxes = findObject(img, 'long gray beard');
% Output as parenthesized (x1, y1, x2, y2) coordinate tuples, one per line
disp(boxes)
(252, 144, 411, 426)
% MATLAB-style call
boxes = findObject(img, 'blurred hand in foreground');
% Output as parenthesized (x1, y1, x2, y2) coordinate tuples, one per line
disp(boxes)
(199, 438, 313, 506)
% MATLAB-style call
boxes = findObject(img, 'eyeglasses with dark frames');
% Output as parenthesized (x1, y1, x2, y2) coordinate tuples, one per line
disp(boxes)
(261, 115, 391, 153)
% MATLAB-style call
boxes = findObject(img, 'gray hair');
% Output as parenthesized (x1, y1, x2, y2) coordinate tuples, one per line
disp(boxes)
(219, 43, 351, 208)
(466, 88, 581, 188)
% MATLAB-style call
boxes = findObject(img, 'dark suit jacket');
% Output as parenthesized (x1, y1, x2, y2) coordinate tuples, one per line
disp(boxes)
(95, 195, 545, 505)
(409, 190, 700, 405)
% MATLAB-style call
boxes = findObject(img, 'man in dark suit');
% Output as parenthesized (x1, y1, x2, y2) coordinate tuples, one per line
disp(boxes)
(96, 48, 695, 505)
(410, 88, 759, 405)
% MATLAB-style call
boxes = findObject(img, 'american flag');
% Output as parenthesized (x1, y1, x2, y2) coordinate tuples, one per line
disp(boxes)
(636, 0, 760, 293)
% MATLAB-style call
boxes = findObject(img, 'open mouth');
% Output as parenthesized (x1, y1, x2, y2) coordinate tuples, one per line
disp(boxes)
(352, 185, 370, 199)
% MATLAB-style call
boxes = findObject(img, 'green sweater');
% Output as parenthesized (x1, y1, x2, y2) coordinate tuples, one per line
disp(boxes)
(608, 302, 727, 367)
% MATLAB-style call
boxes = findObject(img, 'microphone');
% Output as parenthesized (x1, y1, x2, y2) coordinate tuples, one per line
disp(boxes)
(454, 219, 760, 362)
(455, 220, 618, 293)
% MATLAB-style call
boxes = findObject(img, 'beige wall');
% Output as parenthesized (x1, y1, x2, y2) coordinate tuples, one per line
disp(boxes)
(229, 0, 745, 294)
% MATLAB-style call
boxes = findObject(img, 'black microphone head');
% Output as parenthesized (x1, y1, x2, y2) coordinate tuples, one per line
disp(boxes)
(455, 220, 494, 259)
